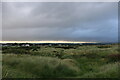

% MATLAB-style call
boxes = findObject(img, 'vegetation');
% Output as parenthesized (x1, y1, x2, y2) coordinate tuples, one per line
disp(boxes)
(2, 44, 120, 78)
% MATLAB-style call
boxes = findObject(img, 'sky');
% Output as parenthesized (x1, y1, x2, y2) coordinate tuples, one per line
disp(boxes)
(2, 2, 118, 42)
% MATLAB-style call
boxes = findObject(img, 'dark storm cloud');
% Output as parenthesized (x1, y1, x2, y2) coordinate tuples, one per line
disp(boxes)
(0, 2, 2, 41)
(2, 2, 118, 42)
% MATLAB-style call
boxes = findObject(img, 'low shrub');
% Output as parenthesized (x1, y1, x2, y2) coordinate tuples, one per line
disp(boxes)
(97, 45, 112, 48)
(107, 54, 120, 62)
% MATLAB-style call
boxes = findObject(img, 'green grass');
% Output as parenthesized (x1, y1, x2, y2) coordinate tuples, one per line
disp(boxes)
(2, 44, 120, 78)
(3, 54, 79, 78)
(80, 62, 119, 78)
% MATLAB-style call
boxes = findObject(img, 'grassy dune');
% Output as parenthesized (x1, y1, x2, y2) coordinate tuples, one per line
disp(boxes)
(2, 44, 120, 78)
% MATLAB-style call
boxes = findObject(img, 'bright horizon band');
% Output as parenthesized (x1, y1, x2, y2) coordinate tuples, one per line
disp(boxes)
(0, 41, 97, 43)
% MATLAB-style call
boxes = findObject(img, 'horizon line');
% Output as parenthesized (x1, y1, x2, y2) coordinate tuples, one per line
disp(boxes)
(0, 41, 97, 43)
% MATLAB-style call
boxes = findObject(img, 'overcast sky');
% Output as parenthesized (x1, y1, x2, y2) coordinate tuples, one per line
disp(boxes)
(2, 2, 118, 42)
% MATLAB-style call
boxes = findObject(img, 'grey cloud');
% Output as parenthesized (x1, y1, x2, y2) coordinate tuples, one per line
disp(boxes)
(2, 2, 118, 42)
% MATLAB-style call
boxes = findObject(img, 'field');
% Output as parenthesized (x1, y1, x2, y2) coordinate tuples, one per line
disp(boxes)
(2, 44, 120, 78)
